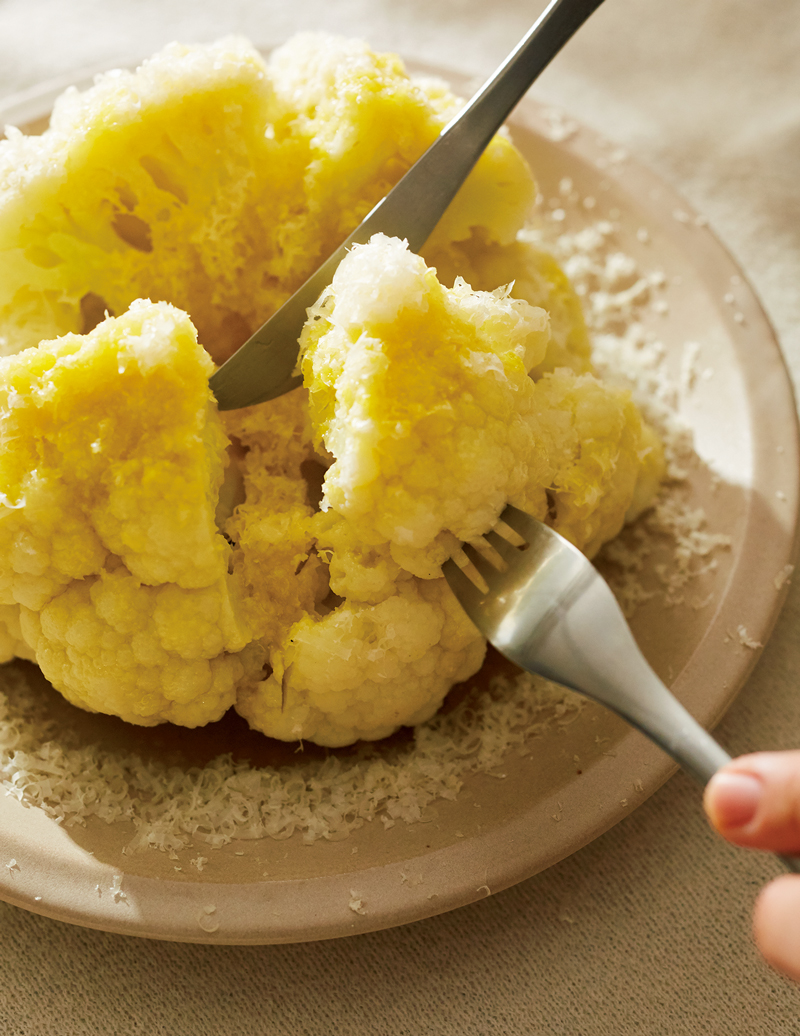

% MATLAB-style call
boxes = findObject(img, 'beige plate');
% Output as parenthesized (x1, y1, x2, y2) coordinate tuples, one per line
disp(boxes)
(0, 60, 798, 944)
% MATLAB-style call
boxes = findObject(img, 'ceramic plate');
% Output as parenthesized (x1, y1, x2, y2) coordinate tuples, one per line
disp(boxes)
(0, 59, 797, 944)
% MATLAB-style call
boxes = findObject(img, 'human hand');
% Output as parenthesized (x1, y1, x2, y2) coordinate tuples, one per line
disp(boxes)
(704, 751, 800, 982)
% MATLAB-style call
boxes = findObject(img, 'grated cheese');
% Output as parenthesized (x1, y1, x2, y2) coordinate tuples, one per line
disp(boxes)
(0, 662, 585, 852)
(197, 905, 219, 933)
(110, 873, 126, 903)
(736, 626, 762, 650)
(348, 891, 367, 915)
(0, 174, 740, 858)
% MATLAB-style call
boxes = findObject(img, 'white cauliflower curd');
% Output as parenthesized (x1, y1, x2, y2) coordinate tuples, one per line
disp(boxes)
(0, 34, 664, 747)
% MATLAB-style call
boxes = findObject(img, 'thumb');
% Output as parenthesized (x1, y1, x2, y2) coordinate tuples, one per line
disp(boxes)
(753, 876, 800, 982)
(703, 750, 800, 854)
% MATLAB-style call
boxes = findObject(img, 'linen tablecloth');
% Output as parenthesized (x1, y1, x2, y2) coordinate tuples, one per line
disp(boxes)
(2, 1, 800, 1032)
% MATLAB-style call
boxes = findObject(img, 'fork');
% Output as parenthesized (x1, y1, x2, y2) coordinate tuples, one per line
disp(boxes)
(442, 504, 800, 873)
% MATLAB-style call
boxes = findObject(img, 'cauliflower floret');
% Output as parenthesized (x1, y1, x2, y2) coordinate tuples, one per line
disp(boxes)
(236, 570, 485, 748)
(312, 512, 405, 605)
(269, 33, 534, 255)
(0, 299, 230, 605)
(528, 369, 665, 558)
(300, 235, 551, 574)
(0, 299, 250, 725)
(301, 236, 662, 570)
(21, 569, 244, 727)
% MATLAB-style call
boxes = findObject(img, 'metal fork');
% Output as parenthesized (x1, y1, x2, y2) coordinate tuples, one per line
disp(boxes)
(442, 504, 800, 873)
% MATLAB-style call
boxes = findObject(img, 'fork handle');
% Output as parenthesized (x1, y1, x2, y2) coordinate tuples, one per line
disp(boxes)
(526, 571, 800, 875)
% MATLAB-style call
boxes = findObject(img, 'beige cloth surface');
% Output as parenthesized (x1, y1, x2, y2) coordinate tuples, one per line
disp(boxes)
(1, 0, 800, 1032)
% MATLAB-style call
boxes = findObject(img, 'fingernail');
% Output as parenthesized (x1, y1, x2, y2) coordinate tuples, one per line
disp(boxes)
(706, 771, 763, 829)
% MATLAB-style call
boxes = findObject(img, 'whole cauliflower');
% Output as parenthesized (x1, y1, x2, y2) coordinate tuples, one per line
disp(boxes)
(0, 34, 665, 747)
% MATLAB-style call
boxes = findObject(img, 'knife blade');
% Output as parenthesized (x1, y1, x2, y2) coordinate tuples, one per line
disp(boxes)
(209, 0, 605, 411)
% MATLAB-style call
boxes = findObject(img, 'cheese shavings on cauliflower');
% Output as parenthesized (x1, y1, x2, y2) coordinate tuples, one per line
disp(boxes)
(300, 235, 662, 568)
(0, 299, 249, 726)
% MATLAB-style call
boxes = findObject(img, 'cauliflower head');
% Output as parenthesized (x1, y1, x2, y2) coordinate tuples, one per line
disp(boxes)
(0, 34, 665, 747)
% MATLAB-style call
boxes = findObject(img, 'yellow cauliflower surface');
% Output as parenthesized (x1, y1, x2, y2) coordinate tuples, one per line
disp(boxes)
(300, 235, 662, 566)
(428, 235, 594, 378)
(0, 34, 542, 368)
(222, 390, 487, 747)
(0, 300, 249, 725)
(300, 234, 551, 575)
(0, 34, 665, 747)
(236, 554, 485, 747)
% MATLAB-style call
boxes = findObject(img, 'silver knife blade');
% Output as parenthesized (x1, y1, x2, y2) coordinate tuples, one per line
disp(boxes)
(209, 0, 605, 411)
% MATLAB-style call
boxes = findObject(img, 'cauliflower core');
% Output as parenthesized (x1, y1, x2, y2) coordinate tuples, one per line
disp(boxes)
(0, 35, 664, 746)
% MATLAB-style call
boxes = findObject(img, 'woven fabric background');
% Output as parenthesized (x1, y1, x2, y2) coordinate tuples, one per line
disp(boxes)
(1, 0, 799, 1032)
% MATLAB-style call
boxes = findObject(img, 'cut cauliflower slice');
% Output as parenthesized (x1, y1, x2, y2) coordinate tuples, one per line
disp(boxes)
(237, 236, 662, 748)
(0, 299, 249, 725)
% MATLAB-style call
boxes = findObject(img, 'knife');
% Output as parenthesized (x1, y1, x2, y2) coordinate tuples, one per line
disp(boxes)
(209, 0, 606, 411)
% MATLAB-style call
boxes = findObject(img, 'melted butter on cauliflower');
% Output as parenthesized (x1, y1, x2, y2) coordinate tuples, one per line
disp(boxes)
(0, 34, 664, 746)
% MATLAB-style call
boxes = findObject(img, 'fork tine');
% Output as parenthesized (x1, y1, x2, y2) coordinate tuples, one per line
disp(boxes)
(484, 527, 524, 566)
(501, 503, 538, 543)
(461, 541, 503, 586)
(442, 558, 486, 614)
